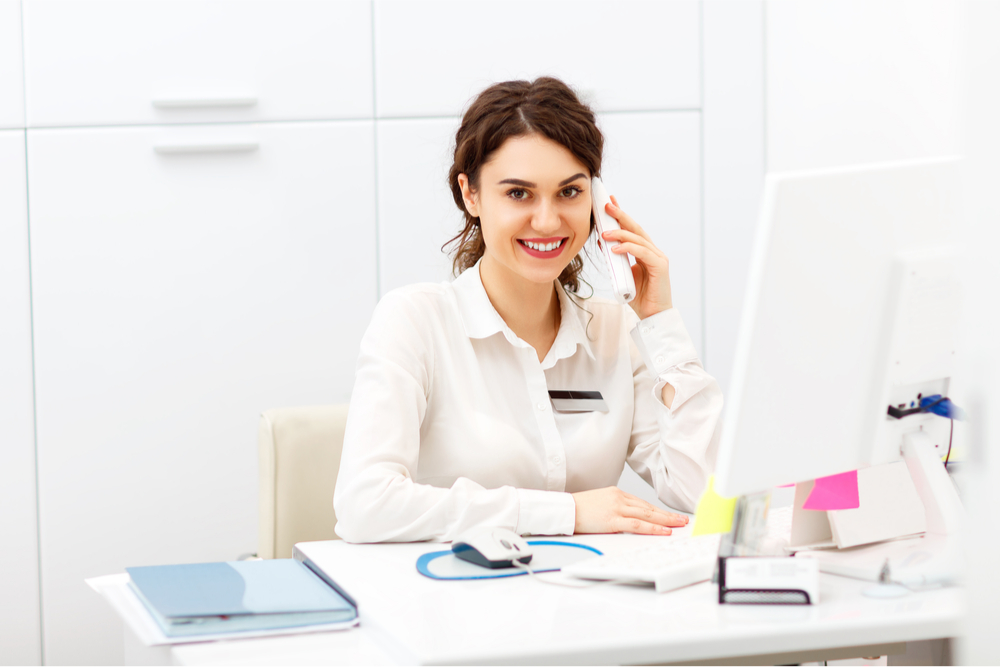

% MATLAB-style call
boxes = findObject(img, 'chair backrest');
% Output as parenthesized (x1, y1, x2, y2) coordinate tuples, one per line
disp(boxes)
(257, 404, 349, 559)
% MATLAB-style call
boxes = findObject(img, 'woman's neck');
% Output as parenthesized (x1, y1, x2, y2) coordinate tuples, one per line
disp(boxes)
(479, 254, 561, 361)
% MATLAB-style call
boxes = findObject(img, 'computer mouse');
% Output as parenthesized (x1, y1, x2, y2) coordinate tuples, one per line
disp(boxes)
(451, 527, 533, 569)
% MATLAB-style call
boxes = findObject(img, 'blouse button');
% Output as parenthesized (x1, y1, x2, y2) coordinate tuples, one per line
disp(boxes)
(655, 355, 665, 367)
(641, 327, 651, 335)
(537, 402, 546, 411)
(553, 456, 562, 465)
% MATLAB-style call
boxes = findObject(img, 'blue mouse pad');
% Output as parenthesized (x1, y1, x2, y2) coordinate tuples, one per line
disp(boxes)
(416, 540, 602, 580)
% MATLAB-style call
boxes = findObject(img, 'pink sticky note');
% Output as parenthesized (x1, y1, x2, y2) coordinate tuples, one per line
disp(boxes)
(802, 470, 860, 510)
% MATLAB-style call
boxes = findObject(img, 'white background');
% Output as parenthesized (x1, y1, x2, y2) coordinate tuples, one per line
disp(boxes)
(0, 0, 975, 664)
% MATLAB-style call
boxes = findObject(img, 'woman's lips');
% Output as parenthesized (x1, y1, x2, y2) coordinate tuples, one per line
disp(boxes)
(517, 238, 567, 259)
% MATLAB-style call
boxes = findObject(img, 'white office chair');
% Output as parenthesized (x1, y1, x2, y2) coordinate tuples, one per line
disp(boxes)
(257, 404, 349, 559)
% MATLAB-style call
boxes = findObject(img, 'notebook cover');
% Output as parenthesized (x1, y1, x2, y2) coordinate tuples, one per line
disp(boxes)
(126, 559, 355, 619)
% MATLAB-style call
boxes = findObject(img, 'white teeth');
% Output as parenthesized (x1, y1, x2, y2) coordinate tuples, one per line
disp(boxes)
(523, 240, 562, 251)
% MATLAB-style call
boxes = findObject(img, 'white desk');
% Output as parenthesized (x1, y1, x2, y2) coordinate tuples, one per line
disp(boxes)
(163, 530, 963, 666)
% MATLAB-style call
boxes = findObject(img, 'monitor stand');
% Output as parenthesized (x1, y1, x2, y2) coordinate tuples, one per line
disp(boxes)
(901, 431, 964, 536)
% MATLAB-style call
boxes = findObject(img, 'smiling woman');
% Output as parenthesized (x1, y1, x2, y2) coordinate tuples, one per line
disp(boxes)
(445, 78, 602, 294)
(333, 77, 722, 544)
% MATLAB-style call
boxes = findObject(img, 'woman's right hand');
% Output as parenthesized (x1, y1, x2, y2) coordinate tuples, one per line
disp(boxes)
(572, 487, 690, 535)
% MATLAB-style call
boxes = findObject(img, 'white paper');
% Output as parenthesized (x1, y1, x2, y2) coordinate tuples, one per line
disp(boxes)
(86, 573, 359, 646)
(827, 461, 927, 548)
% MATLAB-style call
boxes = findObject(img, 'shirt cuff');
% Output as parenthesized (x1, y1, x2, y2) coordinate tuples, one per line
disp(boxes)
(630, 308, 699, 376)
(515, 489, 576, 536)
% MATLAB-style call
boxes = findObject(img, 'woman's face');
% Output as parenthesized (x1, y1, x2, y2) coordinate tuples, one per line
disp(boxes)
(460, 134, 593, 287)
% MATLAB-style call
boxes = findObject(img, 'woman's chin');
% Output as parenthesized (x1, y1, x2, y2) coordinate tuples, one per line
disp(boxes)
(515, 262, 572, 286)
(483, 250, 575, 288)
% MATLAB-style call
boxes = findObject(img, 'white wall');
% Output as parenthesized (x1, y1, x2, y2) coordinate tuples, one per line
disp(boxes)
(0, 130, 42, 666)
(698, 0, 966, 401)
(701, 0, 764, 397)
(0, 0, 24, 129)
(0, 3, 41, 665)
(765, 0, 962, 173)
(956, 2, 1000, 662)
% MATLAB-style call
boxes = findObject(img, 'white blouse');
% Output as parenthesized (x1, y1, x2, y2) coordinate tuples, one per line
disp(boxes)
(333, 261, 723, 543)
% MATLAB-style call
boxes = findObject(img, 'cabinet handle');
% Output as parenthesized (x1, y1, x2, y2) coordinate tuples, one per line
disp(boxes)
(154, 141, 259, 154)
(152, 97, 258, 109)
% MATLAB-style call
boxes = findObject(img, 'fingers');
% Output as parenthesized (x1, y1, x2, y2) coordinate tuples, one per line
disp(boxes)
(604, 228, 665, 259)
(572, 486, 690, 536)
(616, 518, 673, 535)
(605, 201, 654, 243)
(611, 241, 667, 268)
(620, 503, 689, 528)
(617, 492, 690, 528)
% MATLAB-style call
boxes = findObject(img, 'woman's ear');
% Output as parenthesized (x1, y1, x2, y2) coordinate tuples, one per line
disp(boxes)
(457, 173, 480, 218)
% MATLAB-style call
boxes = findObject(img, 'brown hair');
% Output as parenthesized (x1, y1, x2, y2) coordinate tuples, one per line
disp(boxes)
(444, 77, 604, 293)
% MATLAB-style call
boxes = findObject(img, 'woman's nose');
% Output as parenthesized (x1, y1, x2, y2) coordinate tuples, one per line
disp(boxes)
(532, 199, 561, 233)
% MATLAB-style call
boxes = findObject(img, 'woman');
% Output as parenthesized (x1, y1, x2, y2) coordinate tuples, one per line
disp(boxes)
(334, 77, 722, 543)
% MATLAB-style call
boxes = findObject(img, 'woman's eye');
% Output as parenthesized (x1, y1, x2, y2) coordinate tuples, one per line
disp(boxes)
(507, 188, 529, 200)
(561, 186, 582, 198)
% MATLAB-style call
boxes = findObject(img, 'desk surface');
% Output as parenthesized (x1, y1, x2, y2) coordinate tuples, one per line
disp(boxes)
(172, 529, 964, 666)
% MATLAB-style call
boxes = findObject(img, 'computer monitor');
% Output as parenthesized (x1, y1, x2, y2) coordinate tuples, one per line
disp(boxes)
(715, 158, 961, 500)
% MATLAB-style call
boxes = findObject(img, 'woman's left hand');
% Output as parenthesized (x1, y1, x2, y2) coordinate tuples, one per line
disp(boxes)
(601, 196, 673, 320)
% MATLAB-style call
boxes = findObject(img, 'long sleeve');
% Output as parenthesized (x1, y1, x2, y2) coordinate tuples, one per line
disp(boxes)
(626, 308, 723, 512)
(333, 290, 576, 543)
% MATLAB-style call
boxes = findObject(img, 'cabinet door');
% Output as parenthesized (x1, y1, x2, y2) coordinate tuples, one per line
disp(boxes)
(28, 121, 376, 665)
(0, 0, 25, 128)
(377, 117, 463, 295)
(0, 131, 41, 666)
(374, 0, 700, 117)
(23, 0, 372, 127)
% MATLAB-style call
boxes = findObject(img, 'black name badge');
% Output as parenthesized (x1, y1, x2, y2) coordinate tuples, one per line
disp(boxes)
(548, 390, 609, 413)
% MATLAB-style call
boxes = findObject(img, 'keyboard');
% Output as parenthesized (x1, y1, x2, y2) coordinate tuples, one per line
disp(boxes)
(562, 533, 722, 593)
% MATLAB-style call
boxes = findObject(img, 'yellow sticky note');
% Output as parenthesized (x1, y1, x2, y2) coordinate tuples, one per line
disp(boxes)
(691, 475, 737, 536)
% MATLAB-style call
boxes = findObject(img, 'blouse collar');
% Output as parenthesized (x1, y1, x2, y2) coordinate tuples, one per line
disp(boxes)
(451, 259, 596, 364)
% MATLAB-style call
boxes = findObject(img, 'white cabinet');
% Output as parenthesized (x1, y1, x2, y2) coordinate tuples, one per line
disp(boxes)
(377, 117, 463, 295)
(23, 0, 372, 127)
(28, 121, 376, 664)
(0, 0, 25, 128)
(0, 131, 41, 666)
(374, 0, 701, 117)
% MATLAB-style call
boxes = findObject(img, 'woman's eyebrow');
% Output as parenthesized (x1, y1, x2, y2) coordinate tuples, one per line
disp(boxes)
(497, 173, 587, 188)
(558, 173, 587, 186)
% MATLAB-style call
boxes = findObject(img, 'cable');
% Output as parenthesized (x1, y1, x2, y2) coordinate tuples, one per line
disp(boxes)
(918, 396, 957, 469)
(920, 395, 964, 420)
(918, 396, 959, 470)
(944, 418, 954, 470)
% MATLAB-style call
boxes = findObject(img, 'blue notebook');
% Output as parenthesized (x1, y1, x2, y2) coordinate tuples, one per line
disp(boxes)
(126, 559, 357, 637)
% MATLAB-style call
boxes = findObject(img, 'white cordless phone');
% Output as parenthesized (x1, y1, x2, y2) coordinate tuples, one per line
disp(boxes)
(591, 177, 636, 304)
